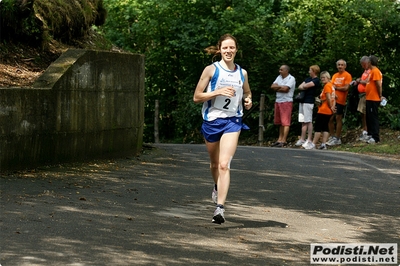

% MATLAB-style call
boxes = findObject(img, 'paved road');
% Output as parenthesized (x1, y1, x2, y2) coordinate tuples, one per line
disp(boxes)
(1, 144, 399, 265)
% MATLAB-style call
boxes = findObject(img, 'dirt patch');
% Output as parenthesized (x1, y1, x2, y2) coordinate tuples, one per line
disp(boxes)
(0, 29, 119, 88)
(0, 41, 61, 87)
(0, 31, 81, 88)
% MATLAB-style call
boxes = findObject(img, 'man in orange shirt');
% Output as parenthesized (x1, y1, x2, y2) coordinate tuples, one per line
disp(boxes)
(327, 59, 352, 146)
(355, 56, 371, 140)
(364, 55, 383, 144)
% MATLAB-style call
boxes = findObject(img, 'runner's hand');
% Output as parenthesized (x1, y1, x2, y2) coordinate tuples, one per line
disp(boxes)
(218, 86, 235, 97)
(244, 97, 252, 110)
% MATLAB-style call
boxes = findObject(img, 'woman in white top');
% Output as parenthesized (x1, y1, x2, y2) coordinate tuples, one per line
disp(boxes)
(193, 34, 252, 224)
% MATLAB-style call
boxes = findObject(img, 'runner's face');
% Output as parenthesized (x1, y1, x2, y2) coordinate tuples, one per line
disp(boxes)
(220, 39, 237, 62)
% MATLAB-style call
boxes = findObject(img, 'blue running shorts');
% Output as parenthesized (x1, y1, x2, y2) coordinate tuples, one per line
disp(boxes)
(201, 117, 249, 143)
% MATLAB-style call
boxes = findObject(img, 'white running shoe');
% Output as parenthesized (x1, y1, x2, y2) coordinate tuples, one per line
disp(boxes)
(301, 140, 310, 148)
(212, 206, 225, 224)
(359, 134, 369, 141)
(326, 137, 337, 146)
(212, 187, 217, 204)
(367, 138, 376, 144)
(304, 142, 316, 150)
(362, 135, 372, 142)
(295, 139, 306, 146)
(318, 144, 327, 150)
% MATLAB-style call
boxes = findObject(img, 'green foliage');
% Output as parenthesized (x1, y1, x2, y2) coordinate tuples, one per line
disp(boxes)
(34, 0, 107, 42)
(102, 0, 400, 143)
(379, 100, 400, 129)
(0, 0, 42, 44)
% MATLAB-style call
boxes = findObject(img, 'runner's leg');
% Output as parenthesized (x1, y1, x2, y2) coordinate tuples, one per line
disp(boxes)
(216, 131, 240, 205)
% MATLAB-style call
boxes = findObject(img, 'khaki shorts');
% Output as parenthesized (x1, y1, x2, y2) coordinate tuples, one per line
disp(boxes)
(357, 94, 366, 114)
(298, 103, 314, 123)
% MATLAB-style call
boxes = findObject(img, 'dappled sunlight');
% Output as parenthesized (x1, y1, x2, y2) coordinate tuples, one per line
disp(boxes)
(328, 163, 369, 172)
(235, 169, 290, 178)
(56, 205, 136, 220)
(157, 205, 207, 220)
(1, 144, 399, 265)
(20, 256, 48, 265)
(375, 168, 400, 175)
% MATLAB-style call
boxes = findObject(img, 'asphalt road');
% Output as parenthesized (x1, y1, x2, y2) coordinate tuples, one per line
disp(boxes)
(1, 144, 399, 265)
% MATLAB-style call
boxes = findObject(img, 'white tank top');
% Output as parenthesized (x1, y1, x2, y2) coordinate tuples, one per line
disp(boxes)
(202, 62, 245, 121)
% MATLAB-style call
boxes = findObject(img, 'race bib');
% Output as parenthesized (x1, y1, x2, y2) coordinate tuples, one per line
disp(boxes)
(214, 94, 239, 113)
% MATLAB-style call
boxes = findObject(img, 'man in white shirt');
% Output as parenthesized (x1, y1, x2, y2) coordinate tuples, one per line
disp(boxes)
(270, 65, 296, 147)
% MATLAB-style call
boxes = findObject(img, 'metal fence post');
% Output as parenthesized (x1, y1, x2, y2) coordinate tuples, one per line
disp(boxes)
(258, 94, 265, 146)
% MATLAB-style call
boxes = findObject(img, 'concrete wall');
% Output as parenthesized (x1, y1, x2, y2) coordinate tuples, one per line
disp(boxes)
(0, 49, 145, 172)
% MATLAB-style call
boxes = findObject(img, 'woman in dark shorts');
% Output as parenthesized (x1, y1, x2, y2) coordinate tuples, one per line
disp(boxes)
(305, 71, 336, 150)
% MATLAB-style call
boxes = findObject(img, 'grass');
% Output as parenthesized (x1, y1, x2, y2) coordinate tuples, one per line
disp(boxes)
(331, 142, 400, 155)
(326, 128, 400, 159)
(242, 127, 400, 160)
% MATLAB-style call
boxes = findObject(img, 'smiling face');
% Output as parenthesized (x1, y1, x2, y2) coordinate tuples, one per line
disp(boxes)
(336, 60, 346, 73)
(219, 38, 237, 63)
(320, 75, 329, 84)
(320, 71, 331, 85)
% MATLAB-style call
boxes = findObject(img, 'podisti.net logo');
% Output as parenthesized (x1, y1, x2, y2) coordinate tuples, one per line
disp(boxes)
(310, 243, 398, 264)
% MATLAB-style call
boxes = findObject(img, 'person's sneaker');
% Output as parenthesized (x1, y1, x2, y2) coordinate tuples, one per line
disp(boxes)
(362, 135, 372, 142)
(212, 187, 217, 204)
(361, 130, 368, 137)
(301, 140, 310, 148)
(212, 206, 225, 224)
(318, 143, 327, 150)
(295, 139, 306, 146)
(326, 137, 337, 146)
(335, 138, 342, 145)
(367, 138, 376, 144)
(359, 134, 369, 141)
(304, 142, 315, 150)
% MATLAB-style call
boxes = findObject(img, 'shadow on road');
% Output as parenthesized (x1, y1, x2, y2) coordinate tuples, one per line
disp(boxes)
(1, 144, 399, 265)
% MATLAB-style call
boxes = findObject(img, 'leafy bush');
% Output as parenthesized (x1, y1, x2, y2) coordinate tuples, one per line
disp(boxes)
(0, 0, 42, 44)
(379, 100, 400, 129)
(102, 0, 400, 142)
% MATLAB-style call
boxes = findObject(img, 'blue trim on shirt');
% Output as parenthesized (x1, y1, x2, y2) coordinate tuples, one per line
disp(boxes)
(204, 64, 220, 121)
(237, 65, 244, 116)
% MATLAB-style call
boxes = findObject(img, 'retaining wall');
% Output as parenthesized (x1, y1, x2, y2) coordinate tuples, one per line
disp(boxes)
(0, 49, 145, 171)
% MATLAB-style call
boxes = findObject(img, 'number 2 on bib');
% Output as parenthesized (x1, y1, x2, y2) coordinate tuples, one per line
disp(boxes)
(223, 98, 231, 109)
(214, 96, 238, 112)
